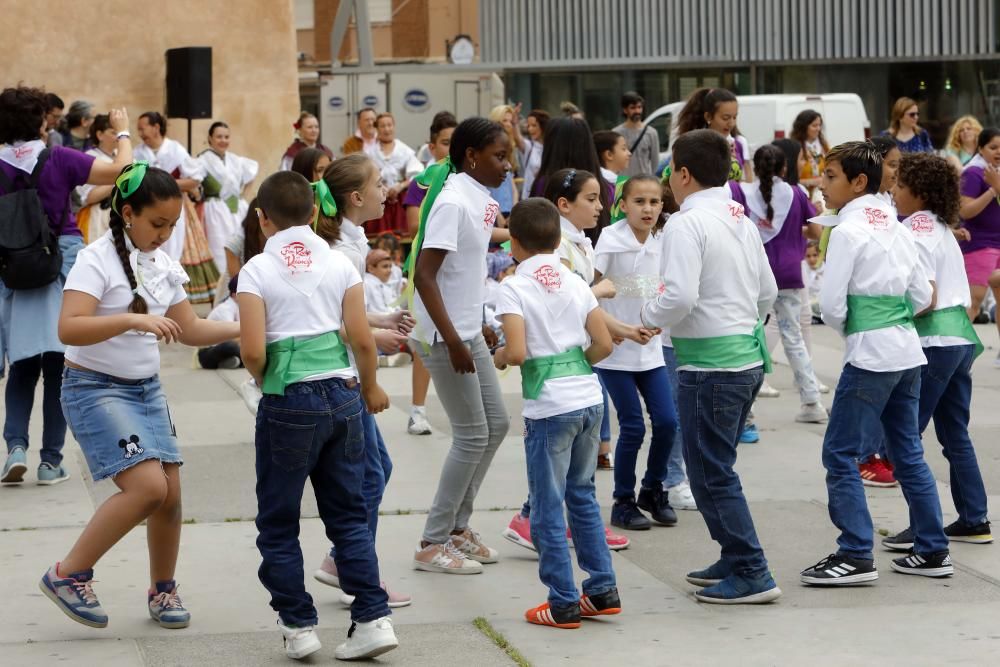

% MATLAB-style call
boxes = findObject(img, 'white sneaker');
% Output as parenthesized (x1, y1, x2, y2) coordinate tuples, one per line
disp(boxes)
(795, 402, 828, 424)
(335, 616, 399, 660)
(412, 541, 483, 574)
(449, 528, 499, 563)
(279, 622, 321, 660)
(407, 411, 432, 435)
(818, 381, 831, 394)
(667, 481, 698, 510)
(238, 379, 262, 416)
(757, 381, 780, 398)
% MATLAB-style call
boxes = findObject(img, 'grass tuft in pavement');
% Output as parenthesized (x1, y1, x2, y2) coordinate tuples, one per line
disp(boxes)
(473, 616, 532, 667)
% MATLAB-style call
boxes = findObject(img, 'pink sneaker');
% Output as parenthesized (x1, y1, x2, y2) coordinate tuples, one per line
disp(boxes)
(313, 554, 340, 588)
(340, 582, 412, 608)
(501, 513, 536, 552)
(567, 526, 631, 551)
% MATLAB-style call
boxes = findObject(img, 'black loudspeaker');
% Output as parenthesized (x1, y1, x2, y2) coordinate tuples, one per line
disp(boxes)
(165, 47, 212, 119)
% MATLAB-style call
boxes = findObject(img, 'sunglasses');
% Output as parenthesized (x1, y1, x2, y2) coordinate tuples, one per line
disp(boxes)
(906, 112, 920, 118)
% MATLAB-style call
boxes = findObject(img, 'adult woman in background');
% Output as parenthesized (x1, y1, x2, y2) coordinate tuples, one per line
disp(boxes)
(518, 109, 549, 199)
(945, 115, 983, 171)
(882, 97, 934, 153)
(0, 86, 132, 487)
(279, 111, 334, 171)
(791, 109, 829, 199)
(369, 112, 422, 235)
(56, 100, 95, 152)
(198, 121, 259, 288)
(74, 114, 117, 243)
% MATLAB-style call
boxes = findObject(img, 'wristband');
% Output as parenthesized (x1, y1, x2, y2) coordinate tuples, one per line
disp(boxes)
(116, 131, 131, 139)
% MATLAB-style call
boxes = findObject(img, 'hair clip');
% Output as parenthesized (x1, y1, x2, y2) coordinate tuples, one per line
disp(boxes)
(561, 169, 577, 192)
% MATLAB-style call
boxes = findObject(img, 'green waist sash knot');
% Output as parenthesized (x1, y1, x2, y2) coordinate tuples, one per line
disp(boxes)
(520, 347, 593, 400)
(262, 331, 350, 396)
(914, 305, 983, 357)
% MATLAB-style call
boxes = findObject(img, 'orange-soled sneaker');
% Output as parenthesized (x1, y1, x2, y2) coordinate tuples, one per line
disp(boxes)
(524, 601, 581, 629)
(580, 588, 621, 617)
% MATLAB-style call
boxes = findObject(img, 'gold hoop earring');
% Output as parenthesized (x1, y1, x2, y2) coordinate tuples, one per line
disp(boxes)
(471, 160, 477, 170)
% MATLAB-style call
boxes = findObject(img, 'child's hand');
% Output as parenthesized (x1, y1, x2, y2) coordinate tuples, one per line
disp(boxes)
(592, 278, 616, 300)
(131, 314, 183, 343)
(633, 326, 662, 345)
(986, 166, 1000, 192)
(373, 328, 408, 354)
(482, 324, 499, 349)
(954, 227, 972, 242)
(494, 346, 508, 370)
(447, 340, 476, 374)
(362, 384, 390, 414)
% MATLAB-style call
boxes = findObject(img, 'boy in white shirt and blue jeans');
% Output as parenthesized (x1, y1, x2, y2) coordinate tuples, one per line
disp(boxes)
(238, 171, 399, 660)
(494, 198, 621, 628)
(799, 142, 952, 585)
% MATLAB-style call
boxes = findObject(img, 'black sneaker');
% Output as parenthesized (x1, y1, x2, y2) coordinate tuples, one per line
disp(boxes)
(944, 520, 993, 544)
(611, 499, 651, 531)
(800, 554, 878, 586)
(890, 551, 954, 578)
(636, 486, 678, 526)
(580, 588, 621, 617)
(882, 527, 914, 552)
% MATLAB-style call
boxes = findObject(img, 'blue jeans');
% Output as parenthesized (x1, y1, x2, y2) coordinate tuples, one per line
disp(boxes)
(4, 352, 66, 466)
(919, 345, 988, 526)
(255, 377, 389, 626)
(823, 364, 948, 559)
(596, 366, 677, 500)
(599, 379, 611, 444)
(679, 367, 770, 578)
(661, 347, 686, 488)
(525, 405, 615, 608)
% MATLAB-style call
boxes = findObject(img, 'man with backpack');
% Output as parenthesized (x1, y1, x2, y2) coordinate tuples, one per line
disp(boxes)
(614, 91, 660, 177)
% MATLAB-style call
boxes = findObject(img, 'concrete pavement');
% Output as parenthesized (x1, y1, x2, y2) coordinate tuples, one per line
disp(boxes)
(2, 325, 1000, 666)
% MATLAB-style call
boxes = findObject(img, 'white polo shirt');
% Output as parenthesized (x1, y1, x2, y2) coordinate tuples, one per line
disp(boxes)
(495, 254, 603, 420)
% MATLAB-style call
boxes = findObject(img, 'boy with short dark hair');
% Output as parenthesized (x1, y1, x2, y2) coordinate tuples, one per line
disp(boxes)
(238, 170, 399, 660)
(641, 129, 781, 604)
(799, 141, 952, 585)
(493, 197, 621, 628)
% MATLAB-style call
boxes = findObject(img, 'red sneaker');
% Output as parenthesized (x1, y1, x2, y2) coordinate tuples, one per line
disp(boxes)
(502, 513, 536, 552)
(524, 601, 581, 629)
(859, 456, 898, 487)
(567, 526, 631, 551)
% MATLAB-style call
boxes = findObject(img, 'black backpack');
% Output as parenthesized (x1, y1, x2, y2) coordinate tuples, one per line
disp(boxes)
(0, 148, 64, 290)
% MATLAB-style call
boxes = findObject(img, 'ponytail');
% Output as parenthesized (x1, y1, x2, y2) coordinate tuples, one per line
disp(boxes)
(752, 144, 786, 222)
(315, 153, 375, 244)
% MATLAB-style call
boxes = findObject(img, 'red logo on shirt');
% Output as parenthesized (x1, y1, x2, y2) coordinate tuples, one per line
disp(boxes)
(280, 242, 313, 272)
(728, 203, 745, 222)
(13, 145, 34, 159)
(864, 207, 889, 229)
(532, 265, 562, 291)
(910, 213, 934, 235)
(483, 202, 500, 229)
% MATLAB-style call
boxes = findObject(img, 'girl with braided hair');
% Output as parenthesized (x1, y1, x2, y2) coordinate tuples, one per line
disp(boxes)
(729, 144, 827, 429)
(39, 163, 239, 631)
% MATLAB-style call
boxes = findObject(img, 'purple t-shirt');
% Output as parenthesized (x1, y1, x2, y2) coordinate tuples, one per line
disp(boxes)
(402, 179, 426, 208)
(0, 146, 93, 237)
(729, 181, 809, 290)
(959, 165, 1000, 253)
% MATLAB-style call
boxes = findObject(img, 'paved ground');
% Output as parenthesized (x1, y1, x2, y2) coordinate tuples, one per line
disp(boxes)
(2, 324, 1000, 666)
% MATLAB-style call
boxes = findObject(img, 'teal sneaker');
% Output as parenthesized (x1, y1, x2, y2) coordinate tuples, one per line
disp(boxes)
(37, 462, 71, 486)
(694, 573, 781, 605)
(148, 580, 191, 629)
(739, 424, 760, 444)
(1, 446, 28, 484)
(39, 563, 108, 628)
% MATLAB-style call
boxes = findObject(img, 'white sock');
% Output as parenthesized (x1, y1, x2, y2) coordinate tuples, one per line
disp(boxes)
(411, 405, 426, 417)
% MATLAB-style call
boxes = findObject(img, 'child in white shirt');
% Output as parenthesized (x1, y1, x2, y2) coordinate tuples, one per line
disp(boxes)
(493, 198, 620, 629)
(364, 248, 402, 314)
(803, 240, 824, 321)
(799, 141, 951, 586)
(238, 171, 398, 660)
(198, 275, 242, 369)
(641, 130, 780, 604)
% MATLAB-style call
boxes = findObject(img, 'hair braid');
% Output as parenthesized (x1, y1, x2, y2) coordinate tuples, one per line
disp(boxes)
(752, 144, 786, 223)
(108, 209, 148, 314)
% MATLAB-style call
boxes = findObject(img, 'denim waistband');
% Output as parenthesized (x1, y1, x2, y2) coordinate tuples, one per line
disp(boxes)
(63, 365, 159, 386)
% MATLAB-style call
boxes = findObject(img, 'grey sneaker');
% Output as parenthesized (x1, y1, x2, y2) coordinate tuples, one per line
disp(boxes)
(39, 564, 108, 628)
(1, 446, 28, 485)
(37, 462, 70, 486)
(148, 580, 191, 629)
(795, 402, 828, 424)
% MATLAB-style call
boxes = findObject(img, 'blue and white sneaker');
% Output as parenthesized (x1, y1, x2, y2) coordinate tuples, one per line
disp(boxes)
(148, 580, 191, 628)
(686, 559, 732, 587)
(39, 563, 108, 628)
(37, 462, 70, 486)
(694, 572, 782, 604)
(1, 446, 28, 484)
(739, 424, 760, 444)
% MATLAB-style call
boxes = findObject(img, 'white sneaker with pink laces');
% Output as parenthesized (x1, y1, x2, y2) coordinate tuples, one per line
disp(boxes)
(450, 528, 499, 563)
(413, 541, 483, 574)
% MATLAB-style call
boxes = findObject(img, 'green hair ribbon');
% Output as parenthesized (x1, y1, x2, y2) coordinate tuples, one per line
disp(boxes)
(111, 161, 149, 215)
(311, 179, 338, 231)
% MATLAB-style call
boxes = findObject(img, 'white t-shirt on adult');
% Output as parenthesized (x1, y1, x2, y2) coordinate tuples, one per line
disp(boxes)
(906, 210, 973, 349)
(412, 172, 500, 344)
(495, 254, 603, 420)
(238, 225, 361, 381)
(594, 220, 664, 372)
(64, 233, 189, 379)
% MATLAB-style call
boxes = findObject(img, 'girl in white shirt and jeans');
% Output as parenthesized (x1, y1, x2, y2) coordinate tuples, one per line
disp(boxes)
(40, 164, 239, 630)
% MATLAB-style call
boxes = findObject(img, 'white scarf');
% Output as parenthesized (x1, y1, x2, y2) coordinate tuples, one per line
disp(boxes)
(840, 194, 901, 252)
(964, 153, 989, 173)
(559, 216, 591, 250)
(263, 225, 333, 297)
(0, 140, 46, 173)
(515, 254, 574, 320)
(597, 220, 660, 273)
(122, 232, 190, 304)
(199, 150, 241, 199)
(740, 178, 793, 244)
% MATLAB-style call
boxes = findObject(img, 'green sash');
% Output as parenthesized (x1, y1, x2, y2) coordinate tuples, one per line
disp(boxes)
(671, 321, 772, 373)
(202, 174, 240, 213)
(520, 347, 593, 400)
(914, 305, 984, 357)
(262, 331, 350, 396)
(845, 295, 914, 335)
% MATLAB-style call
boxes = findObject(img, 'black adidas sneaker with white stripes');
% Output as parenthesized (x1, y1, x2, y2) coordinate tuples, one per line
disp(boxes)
(890, 551, 954, 578)
(800, 554, 879, 586)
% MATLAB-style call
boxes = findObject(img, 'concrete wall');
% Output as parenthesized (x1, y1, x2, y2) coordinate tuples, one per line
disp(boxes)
(1, 0, 301, 189)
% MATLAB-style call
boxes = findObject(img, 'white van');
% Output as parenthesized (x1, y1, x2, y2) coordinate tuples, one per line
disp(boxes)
(644, 93, 871, 168)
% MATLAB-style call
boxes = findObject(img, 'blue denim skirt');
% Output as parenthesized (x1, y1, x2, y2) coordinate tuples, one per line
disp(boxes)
(61, 367, 182, 481)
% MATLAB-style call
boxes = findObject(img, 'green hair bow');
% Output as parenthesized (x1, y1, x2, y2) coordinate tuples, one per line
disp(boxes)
(311, 179, 338, 231)
(111, 161, 149, 215)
